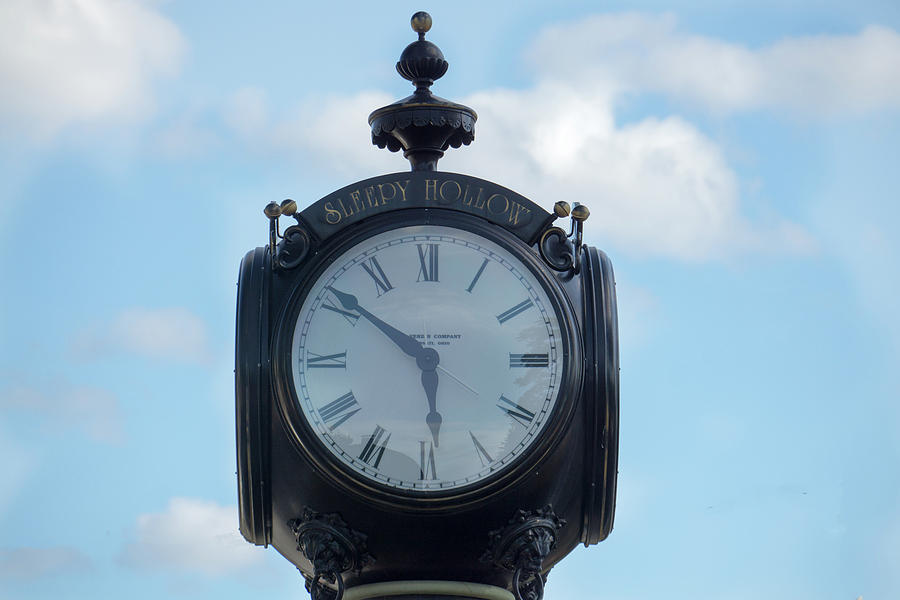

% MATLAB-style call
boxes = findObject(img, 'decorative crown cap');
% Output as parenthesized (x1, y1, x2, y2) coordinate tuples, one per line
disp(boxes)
(368, 12, 477, 172)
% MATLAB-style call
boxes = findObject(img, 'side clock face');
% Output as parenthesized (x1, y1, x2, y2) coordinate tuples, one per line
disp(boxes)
(288, 224, 567, 493)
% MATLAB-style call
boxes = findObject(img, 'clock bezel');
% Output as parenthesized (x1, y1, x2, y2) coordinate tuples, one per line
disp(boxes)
(271, 208, 583, 511)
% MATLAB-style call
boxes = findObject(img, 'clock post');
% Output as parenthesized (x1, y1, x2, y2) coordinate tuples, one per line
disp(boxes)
(235, 13, 619, 600)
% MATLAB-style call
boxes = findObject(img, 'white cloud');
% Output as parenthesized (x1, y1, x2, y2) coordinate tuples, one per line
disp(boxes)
(219, 13, 890, 260)
(248, 81, 810, 261)
(0, 381, 124, 443)
(528, 13, 900, 115)
(450, 83, 813, 260)
(72, 307, 212, 364)
(223, 87, 398, 178)
(121, 498, 262, 575)
(0, 0, 185, 141)
(0, 546, 92, 579)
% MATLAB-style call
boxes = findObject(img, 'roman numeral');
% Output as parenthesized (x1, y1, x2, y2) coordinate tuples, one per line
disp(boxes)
(416, 244, 439, 282)
(509, 353, 549, 368)
(496, 299, 533, 324)
(320, 294, 360, 326)
(359, 425, 391, 468)
(306, 351, 347, 369)
(318, 392, 360, 430)
(469, 431, 493, 467)
(360, 256, 393, 296)
(466, 258, 489, 293)
(419, 440, 437, 480)
(497, 395, 536, 428)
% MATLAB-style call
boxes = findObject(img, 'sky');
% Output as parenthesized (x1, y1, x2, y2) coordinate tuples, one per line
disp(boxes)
(1, 1, 899, 598)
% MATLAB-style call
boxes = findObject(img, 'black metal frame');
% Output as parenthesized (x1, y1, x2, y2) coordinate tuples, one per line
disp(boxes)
(269, 208, 584, 512)
(235, 246, 273, 545)
(579, 247, 619, 544)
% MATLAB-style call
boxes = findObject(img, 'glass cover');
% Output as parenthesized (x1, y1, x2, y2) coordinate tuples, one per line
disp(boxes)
(291, 225, 565, 491)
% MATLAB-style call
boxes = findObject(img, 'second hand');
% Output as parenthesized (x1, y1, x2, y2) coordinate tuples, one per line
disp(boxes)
(437, 364, 479, 396)
(423, 317, 479, 397)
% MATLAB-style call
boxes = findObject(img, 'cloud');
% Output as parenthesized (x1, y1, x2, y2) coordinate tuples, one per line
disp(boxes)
(216, 14, 834, 260)
(0, 381, 124, 443)
(451, 83, 815, 260)
(0, 0, 185, 141)
(528, 13, 900, 115)
(121, 498, 262, 576)
(0, 546, 92, 579)
(223, 87, 398, 177)
(235, 80, 811, 260)
(72, 307, 212, 364)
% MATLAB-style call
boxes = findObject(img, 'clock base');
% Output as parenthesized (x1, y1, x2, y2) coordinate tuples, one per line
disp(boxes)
(343, 580, 513, 600)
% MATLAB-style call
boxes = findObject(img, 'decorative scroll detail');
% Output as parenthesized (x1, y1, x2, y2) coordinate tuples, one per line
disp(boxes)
(538, 227, 574, 272)
(537, 202, 590, 274)
(481, 505, 566, 600)
(289, 508, 373, 600)
(277, 225, 311, 270)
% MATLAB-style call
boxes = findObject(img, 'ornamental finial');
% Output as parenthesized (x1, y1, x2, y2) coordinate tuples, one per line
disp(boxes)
(410, 11, 432, 37)
(369, 12, 477, 171)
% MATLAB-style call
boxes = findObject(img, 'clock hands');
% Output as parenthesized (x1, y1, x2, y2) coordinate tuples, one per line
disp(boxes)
(421, 366, 442, 447)
(328, 286, 443, 446)
(436, 365, 479, 396)
(328, 287, 421, 357)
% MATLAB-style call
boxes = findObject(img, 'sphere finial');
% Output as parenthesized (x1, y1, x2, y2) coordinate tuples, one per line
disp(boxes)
(411, 11, 432, 39)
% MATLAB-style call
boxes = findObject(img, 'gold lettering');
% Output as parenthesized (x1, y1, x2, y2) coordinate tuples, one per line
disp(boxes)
(396, 179, 411, 202)
(473, 192, 487, 210)
(508, 202, 531, 226)
(462, 184, 483, 207)
(424, 179, 438, 202)
(438, 180, 462, 205)
(324, 201, 342, 225)
(349, 190, 365, 213)
(487, 193, 509, 216)
(378, 183, 397, 205)
(337, 197, 355, 218)
(364, 186, 379, 208)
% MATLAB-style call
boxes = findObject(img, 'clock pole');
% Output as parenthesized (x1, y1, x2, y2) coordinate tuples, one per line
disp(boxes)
(235, 12, 619, 600)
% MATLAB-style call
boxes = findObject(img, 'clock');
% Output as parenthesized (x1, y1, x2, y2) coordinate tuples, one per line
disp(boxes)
(273, 211, 581, 502)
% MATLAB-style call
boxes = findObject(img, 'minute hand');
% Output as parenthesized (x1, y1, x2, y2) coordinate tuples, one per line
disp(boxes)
(327, 287, 423, 358)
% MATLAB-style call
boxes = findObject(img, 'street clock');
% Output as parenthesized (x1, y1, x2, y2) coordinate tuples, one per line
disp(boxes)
(236, 13, 618, 600)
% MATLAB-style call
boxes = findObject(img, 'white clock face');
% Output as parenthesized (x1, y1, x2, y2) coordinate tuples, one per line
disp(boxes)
(290, 224, 565, 492)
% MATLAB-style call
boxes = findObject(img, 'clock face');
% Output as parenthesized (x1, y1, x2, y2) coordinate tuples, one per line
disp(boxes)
(289, 224, 566, 492)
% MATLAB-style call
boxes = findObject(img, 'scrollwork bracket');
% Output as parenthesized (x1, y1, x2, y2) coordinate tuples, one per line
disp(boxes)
(288, 508, 373, 600)
(263, 199, 314, 270)
(480, 505, 566, 600)
(538, 201, 590, 275)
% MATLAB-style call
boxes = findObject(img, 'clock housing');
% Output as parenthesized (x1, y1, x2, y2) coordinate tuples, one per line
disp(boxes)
(271, 210, 582, 509)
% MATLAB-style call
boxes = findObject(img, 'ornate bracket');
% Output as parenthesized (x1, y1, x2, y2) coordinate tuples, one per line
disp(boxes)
(288, 508, 374, 600)
(538, 202, 590, 275)
(480, 506, 566, 600)
(263, 199, 313, 270)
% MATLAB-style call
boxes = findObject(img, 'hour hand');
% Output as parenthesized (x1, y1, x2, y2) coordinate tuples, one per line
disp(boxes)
(327, 287, 422, 358)
(422, 368, 441, 447)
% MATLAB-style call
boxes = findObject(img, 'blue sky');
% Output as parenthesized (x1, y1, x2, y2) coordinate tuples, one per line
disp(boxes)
(1, 1, 899, 598)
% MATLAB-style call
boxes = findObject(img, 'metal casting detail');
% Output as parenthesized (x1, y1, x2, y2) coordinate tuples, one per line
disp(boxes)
(538, 202, 590, 274)
(481, 505, 566, 600)
(263, 199, 314, 270)
(289, 508, 374, 600)
(368, 12, 477, 171)
(277, 225, 311, 270)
